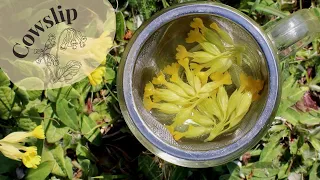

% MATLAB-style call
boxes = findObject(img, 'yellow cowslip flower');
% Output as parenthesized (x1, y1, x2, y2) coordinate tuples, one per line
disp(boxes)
(174, 125, 211, 140)
(0, 125, 45, 143)
(144, 82, 155, 98)
(163, 63, 196, 96)
(152, 72, 190, 98)
(0, 126, 44, 169)
(239, 73, 264, 100)
(143, 97, 181, 114)
(22, 147, 41, 169)
(88, 66, 106, 86)
(210, 23, 234, 45)
(176, 45, 190, 60)
(199, 42, 220, 55)
(190, 18, 205, 30)
(32, 125, 45, 139)
(178, 58, 195, 87)
(186, 28, 205, 43)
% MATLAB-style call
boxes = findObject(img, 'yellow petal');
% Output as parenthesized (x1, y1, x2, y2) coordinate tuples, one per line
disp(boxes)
(190, 18, 205, 29)
(217, 86, 228, 120)
(152, 72, 166, 85)
(22, 147, 41, 169)
(199, 42, 220, 55)
(210, 23, 234, 45)
(144, 82, 155, 97)
(0, 143, 24, 161)
(88, 66, 106, 86)
(0, 132, 32, 143)
(163, 63, 180, 75)
(143, 97, 154, 111)
(32, 125, 45, 139)
(176, 45, 189, 60)
(186, 28, 205, 43)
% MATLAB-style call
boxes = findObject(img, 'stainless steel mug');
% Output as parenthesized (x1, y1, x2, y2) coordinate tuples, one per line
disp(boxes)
(117, 2, 320, 167)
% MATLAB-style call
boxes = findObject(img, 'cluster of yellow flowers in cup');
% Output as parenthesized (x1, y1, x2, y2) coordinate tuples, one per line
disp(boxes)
(0, 125, 45, 169)
(143, 18, 264, 142)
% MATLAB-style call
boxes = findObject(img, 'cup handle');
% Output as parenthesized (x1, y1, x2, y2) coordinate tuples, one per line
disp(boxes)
(265, 9, 320, 58)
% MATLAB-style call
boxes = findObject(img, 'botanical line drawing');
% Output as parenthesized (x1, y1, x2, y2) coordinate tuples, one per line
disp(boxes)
(34, 28, 87, 84)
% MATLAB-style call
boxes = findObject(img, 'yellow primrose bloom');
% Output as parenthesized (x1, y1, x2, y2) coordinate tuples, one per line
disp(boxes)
(88, 66, 106, 86)
(0, 143, 24, 161)
(239, 73, 264, 100)
(0, 125, 45, 143)
(144, 82, 155, 98)
(190, 18, 205, 30)
(163, 63, 180, 75)
(176, 45, 190, 60)
(31, 125, 45, 139)
(186, 28, 205, 43)
(22, 147, 41, 169)
(210, 23, 234, 45)
(174, 125, 211, 141)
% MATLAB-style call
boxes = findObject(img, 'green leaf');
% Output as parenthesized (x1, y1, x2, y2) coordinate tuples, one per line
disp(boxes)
(289, 139, 298, 154)
(26, 161, 55, 180)
(278, 162, 289, 179)
(41, 144, 68, 177)
(116, 11, 125, 41)
(105, 67, 116, 84)
(309, 136, 320, 152)
(46, 86, 80, 102)
(45, 118, 69, 143)
(79, 159, 99, 179)
(0, 154, 20, 174)
(27, 90, 42, 101)
(14, 86, 29, 105)
(170, 166, 189, 180)
(309, 162, 320, 180)
(278, 108, 299, 125)
(260, 130, 287, 162)
(0, 69, 10, 87)
(138, 155, 161, 180)
(56, 98, 79, 130)
(17, 108, 41, 131)
(92, 174, 128, 179)
(65, 157, 73, 180)
(226, 162, 241, 180)
(250, 162, 279, 178)
(25, 99, 48, 113)
(0, 87, 15, 120)
(81, 115, 101, 146)
(76, 143, 98, 162)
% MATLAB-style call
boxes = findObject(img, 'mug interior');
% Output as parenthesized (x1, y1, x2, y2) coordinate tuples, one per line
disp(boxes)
(131, 14, 269, 151)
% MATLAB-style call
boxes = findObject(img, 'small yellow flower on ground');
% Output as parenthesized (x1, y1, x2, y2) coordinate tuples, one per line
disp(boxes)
(88, 66, 106, 86)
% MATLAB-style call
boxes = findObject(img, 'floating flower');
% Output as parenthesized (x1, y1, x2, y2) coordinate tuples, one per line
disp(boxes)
(88, 66, 106, 86)
(190, 18, 205, 29)
(186, 28, 205, 43)
(176, 45, 190, 60)
(143, 17, 264, 142)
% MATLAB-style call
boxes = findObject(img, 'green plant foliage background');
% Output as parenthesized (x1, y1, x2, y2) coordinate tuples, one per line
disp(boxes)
(1, 0, 320, 179)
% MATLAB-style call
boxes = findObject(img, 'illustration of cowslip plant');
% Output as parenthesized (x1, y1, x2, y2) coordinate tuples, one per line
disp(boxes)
(143, 18, 264, 142)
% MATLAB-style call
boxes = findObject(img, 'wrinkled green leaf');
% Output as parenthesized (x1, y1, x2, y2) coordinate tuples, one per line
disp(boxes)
(56, 98, 79, 130)
(45, 118, 69, 143)
(81, 115, 101, 146)
(0, 87, 15, 120)
(17, 108, 41, 131)
(250, 162, 279, 178)
(46, 86, 80, 102)
(41, 144, 68, 177)
(0, 69, 10, 87)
